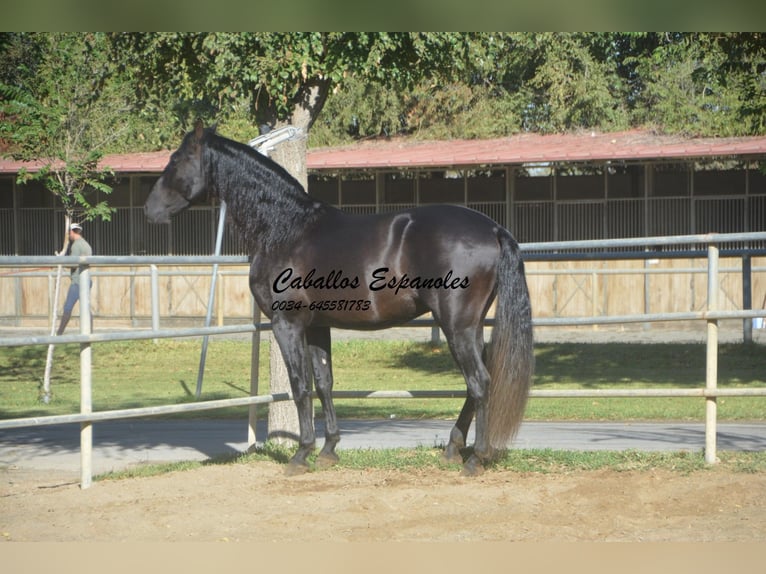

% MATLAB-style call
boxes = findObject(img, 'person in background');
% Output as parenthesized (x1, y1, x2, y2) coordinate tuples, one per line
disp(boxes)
(57, 223, 93, 335)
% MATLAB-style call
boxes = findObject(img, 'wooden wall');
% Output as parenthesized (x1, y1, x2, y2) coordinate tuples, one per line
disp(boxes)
(3, 258, 764, 329)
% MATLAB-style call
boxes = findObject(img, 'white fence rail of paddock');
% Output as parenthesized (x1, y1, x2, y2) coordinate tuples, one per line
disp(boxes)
(1, 232, 766, 489)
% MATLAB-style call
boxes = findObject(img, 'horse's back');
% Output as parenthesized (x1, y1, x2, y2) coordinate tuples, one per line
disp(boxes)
(259, 202, 505, 330)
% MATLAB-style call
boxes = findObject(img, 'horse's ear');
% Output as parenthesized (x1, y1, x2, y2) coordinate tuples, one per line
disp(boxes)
(194, 118, 204, 140)
(210, 123, 218, 134)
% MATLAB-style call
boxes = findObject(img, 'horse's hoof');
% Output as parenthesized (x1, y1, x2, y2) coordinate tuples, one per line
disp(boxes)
(441, 446, 463, 465)
(460, 456, 485, 477)
(284, 461, 311, 476)
(316, 452, 340, 469)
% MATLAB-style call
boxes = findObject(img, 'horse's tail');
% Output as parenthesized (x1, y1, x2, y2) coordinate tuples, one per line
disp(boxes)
(486, 229, 534, 451)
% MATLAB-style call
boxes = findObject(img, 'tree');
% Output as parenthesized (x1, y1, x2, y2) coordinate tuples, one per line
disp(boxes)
(312, 33, 766, 142)
(1, 33, 123, 225)
(1, 32, 129, 402)
(110, 33, 487, 172)
(622, 33, 766, 136)
(109, 32, 485, 441)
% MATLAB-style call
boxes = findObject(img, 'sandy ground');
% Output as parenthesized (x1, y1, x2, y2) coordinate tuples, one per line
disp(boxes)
(2, 462, 764, 542)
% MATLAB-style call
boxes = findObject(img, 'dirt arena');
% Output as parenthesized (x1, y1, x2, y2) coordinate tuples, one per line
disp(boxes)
(2, 461, 764, 542)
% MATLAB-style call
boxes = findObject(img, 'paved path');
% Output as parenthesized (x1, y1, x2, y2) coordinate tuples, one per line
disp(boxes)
(1, 419, 764, 475)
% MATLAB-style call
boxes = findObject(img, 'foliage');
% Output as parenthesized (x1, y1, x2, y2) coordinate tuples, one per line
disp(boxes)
(108, 33, 477, 135)
(3, 33, 765, 158)
(311, 32, 766, 144)
(627, 33, 766, 136)
(0, 33, 121, 224)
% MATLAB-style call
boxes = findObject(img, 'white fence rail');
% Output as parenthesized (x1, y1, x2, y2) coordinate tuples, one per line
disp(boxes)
(1, 232, 766, 488)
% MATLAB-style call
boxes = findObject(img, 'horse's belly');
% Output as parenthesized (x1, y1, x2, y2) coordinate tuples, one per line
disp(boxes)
(311, 292, 427, 330)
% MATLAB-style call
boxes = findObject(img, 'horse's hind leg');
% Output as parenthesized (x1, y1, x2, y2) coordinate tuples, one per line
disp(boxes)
(443, 396, 474, 464)
(443, 333, 488, 463)
(443, 327, 491, 476)
(443, 332, 488, 462)
(271, 316, 316, 475)
(308, 326, 340, 468)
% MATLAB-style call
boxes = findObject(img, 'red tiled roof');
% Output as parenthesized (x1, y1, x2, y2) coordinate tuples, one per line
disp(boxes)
(2, 130, 766, 175)
(307, 130, 766, 169)
(0, 150, 172, 175)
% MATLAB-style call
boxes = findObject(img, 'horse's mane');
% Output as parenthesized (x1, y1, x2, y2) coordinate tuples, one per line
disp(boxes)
(201, 129, 330, 253)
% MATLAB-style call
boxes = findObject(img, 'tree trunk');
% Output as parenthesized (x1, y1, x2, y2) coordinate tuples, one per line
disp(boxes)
(265, 100, 315, 445)
(42, 212, 73, 404)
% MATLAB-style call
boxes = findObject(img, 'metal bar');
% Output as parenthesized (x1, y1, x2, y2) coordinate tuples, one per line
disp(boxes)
(248, 312, 261, 450)
(0, 268, 253, 278)
(1, 231, 764, 268)
(529, 267, 750, 276)
(150, 264, 160, 344)
(529, 388, 766, 398)
(1, 251, 764, 274)
(8, 264, 764, 279)
(332, 388, 766, 399)
(525, 249, 766, 262)
(1, 387, 764, 431)
(529, 309, 766, 327)
(196, 200, 227, 398)
(79, 267, 93, 489)
(5, 308, 766, 349)
(0, 393, 290, 429)
(705, 245, 719, 465)
(0, 255, 249, 267)
(247, 126, 302, 152)
(0, 323, 269, 347)
(521, 231, 766, 252)
(743, 254, 752, 344)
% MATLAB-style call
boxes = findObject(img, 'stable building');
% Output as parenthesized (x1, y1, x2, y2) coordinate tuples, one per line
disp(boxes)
(1, 129, 765, 256)
(1, 130, 765, 328)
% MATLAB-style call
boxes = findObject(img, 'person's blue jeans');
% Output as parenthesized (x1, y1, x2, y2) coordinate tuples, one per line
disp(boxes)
(57, 279, 93, 335)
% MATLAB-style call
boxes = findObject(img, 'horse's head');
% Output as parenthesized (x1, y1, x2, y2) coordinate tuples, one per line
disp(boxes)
(145, 121, 210, 224)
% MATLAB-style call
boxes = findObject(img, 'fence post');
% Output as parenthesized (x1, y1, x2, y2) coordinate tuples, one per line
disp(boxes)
(150, 264, 160, 344)
(217, 273, 225, 327)
(79, 266, 93, 489)
(248, 303, 261, 450)
(196, 200, 227, 398)
(743, 254, 752, 344)
(705, 244, 719, 465)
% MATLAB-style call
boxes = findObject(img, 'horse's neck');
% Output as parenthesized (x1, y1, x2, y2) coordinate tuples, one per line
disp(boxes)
(212, 156, 325, 254)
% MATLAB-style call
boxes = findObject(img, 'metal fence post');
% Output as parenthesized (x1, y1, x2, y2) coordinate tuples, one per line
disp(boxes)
(196, 201, 227, 398)
(743, 254, 752, 344)
(150, 264, 160, 344)
(248, 303, 261, 450)
(79, 266, 93, 489)
(705, 244, 719, 465)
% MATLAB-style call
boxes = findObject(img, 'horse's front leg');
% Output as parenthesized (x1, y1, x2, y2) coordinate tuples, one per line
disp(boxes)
(271, 316, 316, 475)
(307, 326, 340, 468)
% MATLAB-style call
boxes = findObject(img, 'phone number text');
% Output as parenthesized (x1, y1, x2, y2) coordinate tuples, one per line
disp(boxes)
(271, 299, 372, 312)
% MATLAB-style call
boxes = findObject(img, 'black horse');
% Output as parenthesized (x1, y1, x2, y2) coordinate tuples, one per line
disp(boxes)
(145, 123, 534, 476)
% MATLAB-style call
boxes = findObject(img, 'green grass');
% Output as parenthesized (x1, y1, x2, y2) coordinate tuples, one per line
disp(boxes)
(95, 444, 766, 482)
(1, 338, 764, 422)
